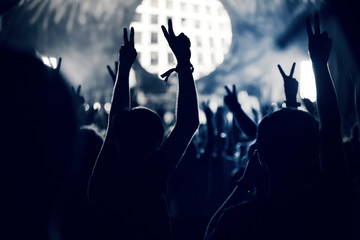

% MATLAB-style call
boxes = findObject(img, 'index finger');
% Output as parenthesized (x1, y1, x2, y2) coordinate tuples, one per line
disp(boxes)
(306, 17, 313, 38)
(224, 85, 231, 95)
(56, 57, 62, 71)
(277, 64, 286, 78)
(314, 13, 320, 35)
(77, 85, 82, 96)
(289, 62, 296, 77)
(130, 27, 134, 47)
(232, 84, 237, 95)
(168, 18, 175, 36)
(123, 28, 129, 44)
(161, 25, 170, 40)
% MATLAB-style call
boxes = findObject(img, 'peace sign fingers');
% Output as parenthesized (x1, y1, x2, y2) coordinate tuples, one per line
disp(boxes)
(123, 27, 135, 47)
(123, 28, 129, 45)
(161, 18, 176, 42)
(289, 62, 296, 78)
(277, 62, 296, 79)
(306, 13, 320, 38)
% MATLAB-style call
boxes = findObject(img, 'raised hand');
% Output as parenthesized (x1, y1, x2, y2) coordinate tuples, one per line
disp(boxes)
(202, 100, 213, 120)
(224, 84, 257, 140)
(161, 19, 191, 64)
(107, 61, 118, 84)
(71, 85, 85, 108)
(224, 84, 239, 111)
(306, 13, 332, 64)
(277, 62, 300, 108)
(119, 27, 137, 70)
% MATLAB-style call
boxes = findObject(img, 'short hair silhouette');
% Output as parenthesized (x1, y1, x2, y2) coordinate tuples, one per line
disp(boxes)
(257, 108, 319, 169)
(112, 106, 164, 160)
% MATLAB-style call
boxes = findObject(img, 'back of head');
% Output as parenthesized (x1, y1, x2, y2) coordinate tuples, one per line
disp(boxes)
(113, 106, 164, 160)
(257, 108, 320, 171)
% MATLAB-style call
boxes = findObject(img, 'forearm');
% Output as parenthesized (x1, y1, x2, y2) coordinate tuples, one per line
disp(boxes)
(313, 62, 341, 131)
(313, 62, 345, 174)
(109, 65, 131, 118)
(176, 67, 200, 131)
(204, 114, 215, 156)
(230, 103, 257, 140)
(162, 67, 199, 175)
(88, 136, 117, 203)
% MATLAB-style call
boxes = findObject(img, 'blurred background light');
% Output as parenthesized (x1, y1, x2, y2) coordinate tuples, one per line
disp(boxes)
(41, 56, 57, 69)
(93, 102, 101, 111)
(2, 0, 359, 137)
(300, 60, 316, 102)
(84, 103, 90, 111)
(130, 0, 232, 80)
(104, 102, 111, 113)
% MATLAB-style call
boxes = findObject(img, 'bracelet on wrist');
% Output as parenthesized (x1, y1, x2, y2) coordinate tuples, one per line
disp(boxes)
(160, 61, 194, 82)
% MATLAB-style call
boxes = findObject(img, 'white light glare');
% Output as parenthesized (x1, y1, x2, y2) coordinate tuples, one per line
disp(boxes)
(93, 102, 101, 111)
(300, 61, 317, 102)
(41, 56, 58, 69)
(104, 102, 111, 113)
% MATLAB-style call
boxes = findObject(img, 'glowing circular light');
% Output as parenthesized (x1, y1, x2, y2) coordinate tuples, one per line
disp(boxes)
(93, 102, 101, 111)
(129, 0, 232, 80)
(226, 112, 233, 123)
(104, 102, 112, 113)
(163, 111, 174, 124)
(84, 103, 90, 111)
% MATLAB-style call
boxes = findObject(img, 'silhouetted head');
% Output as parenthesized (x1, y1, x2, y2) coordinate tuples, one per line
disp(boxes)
(112, 106, 164, 162)
(256, 108, 320, 176)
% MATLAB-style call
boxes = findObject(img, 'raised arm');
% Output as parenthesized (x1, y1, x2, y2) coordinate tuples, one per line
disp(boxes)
(224, 84, 257, 140)
(159, 19, 200, 176)
(109, 27, 137, 118)
(88, 28, 137, 203)
(202, 101, 215, 159)
(306, 13, 345, 174)
(278, 62, 301, 108)
(107, 61, 119, 84)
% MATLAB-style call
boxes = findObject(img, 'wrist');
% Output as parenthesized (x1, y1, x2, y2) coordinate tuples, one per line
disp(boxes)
(284, 100, 300, 108)
(177, 60, 192, 69)
(119, 63, 132, 71)
(311, 59, 328, 68)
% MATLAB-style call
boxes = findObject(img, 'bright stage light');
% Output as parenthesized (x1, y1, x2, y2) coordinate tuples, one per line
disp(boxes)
(300, 61, 317, 102)
(41, 56, 58, 69)
(93, 102, 101, 110)
(130, 0, 232, 80)
(104, 102, 111, 113)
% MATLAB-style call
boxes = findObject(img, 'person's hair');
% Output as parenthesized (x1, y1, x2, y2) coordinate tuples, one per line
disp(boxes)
(112, 106, 165, 158)
(256, 108, 320, 169)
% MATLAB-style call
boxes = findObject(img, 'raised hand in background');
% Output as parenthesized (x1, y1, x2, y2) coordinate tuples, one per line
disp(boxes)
(306, 13, 345, 175)
(201, 101, 215, 157)
(110, 27, 137, 118)
(223, 84, 257, 140)
(277, 62, 300, 108)
(224, 84, 239, 111)
(71, 85, 85, 109)
(306, 13, 332, 65)
(106, 61, 118, 84)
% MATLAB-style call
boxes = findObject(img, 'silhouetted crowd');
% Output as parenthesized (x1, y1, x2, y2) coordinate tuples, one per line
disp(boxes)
(1, 10, 360, 240)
